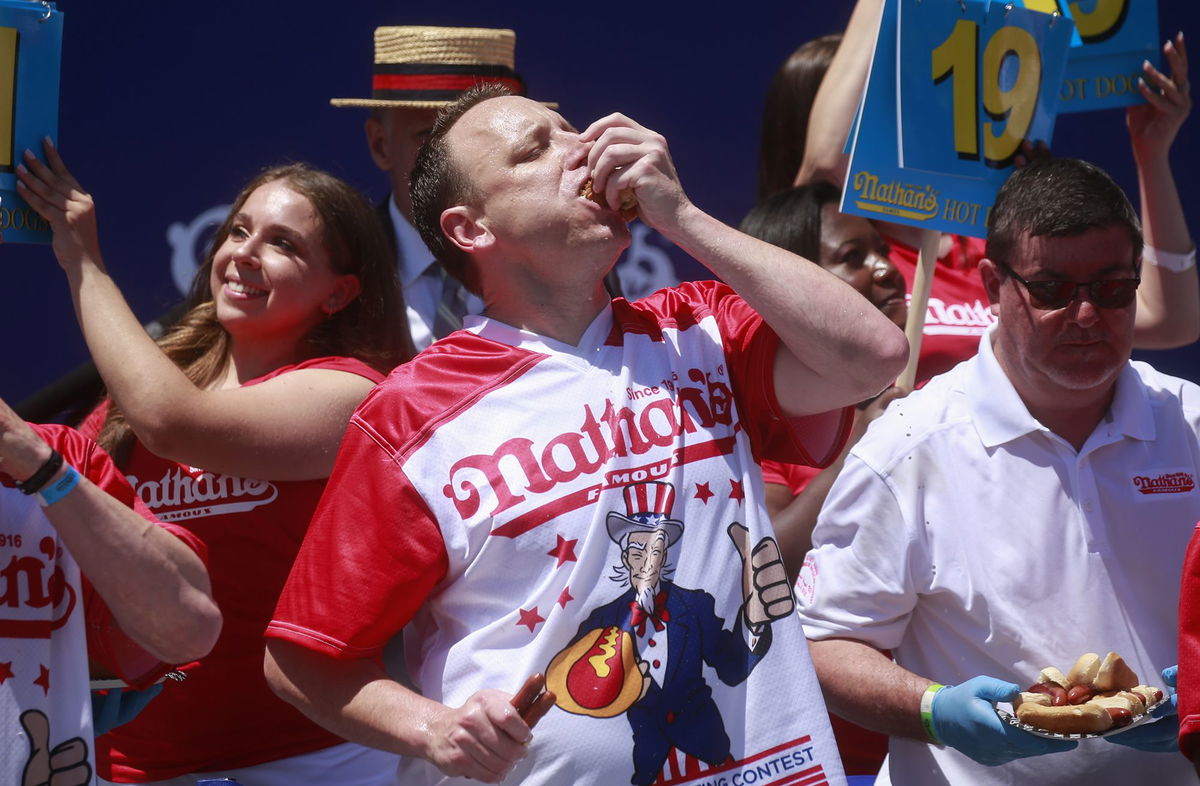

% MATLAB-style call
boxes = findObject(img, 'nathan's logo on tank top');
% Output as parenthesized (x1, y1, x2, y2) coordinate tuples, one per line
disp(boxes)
(443, 367, 736, 537)
(127, 467, 279, 520)
(0, 536, 77, 638)
(919, 297, 995, 336)
(1132, 471, 1196, 495)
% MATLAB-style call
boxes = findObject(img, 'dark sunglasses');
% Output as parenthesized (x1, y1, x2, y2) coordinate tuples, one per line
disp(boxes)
(997, 260, 1140, 310)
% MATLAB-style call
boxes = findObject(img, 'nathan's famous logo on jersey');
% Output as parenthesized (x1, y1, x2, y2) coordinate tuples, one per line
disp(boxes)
(127, 467, 279, 521)
(1133, 471, 1196, 495)
(444, 367, 734, 528)
(0, 536, 77, 638)
(920, 297, 995, 336)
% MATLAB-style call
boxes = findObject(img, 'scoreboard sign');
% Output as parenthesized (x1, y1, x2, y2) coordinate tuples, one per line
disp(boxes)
(842, 0, 1072, 238)
(1011, 0, 1159, 113)
(0, 0, 61, 245)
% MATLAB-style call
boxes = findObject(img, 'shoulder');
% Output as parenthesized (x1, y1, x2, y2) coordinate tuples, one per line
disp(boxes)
(613, 281, 749, 338)
(252, 355, 388, 385)
(850, 366, 973, 472)
(1131, 361, 1200, 411)
(350, 332, 544, 453)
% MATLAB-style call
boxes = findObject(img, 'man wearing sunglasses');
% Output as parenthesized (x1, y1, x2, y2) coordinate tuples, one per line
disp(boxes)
(795, 157, 1200, 785)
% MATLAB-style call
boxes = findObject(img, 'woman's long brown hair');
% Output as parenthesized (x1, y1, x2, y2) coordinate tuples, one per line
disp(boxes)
(98, 163, 412, 466)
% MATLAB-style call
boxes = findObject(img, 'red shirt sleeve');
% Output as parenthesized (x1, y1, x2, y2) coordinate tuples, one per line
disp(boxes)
(622, 281, 852, 469)
(30, 424, 209, 688)
(267, 415, 449, 659)
(1178, 522, 1200, 760)
(760, 459, 820, 496)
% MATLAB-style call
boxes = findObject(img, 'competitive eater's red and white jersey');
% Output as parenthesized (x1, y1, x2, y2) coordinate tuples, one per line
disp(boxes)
(1, 425, 204, 786)
(270, 281, 852, 786)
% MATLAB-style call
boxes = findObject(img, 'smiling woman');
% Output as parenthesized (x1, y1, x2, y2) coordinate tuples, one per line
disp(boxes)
(16, 142, 413, 785)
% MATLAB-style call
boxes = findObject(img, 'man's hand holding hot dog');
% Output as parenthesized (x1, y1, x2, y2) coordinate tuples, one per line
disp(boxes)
(579, 113, 907, 419)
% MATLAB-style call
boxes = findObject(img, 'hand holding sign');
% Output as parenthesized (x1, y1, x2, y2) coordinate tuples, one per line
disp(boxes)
(1127, 32, 1190, 162)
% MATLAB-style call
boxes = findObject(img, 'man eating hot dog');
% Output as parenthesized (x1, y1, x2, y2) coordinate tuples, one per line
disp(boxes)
(795, 157, 1200, 784)
(261, 83, 909, 785)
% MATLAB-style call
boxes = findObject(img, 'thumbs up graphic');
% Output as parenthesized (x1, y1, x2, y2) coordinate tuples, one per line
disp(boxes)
(727, 522, 795, 628)
(20, 709, 91, 786)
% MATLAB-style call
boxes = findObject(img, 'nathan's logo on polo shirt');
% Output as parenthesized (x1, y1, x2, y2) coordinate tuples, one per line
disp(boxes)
(1132, 471, 1196, 495)
(127, 467, 279, 520)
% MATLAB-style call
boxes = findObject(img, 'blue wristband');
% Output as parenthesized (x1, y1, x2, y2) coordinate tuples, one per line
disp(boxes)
(37, 464, 80, 507)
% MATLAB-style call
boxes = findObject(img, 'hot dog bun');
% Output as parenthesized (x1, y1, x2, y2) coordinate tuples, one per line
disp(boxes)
(1016, 652, 1162, 735)
(1094, 652, 1139, 692)
(1066, 653, 1102, 687)
(1038, 666, 1070, 690)
(580, 178, 638, 221)
(1016, 702, 1113, 734)
(1131, 685, 1164, 707)
(1013, 691, 1053, 710)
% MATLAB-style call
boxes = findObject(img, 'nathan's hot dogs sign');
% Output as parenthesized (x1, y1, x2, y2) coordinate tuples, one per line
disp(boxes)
(842, 0, 1156, 238)
(0, 0, 61, 244)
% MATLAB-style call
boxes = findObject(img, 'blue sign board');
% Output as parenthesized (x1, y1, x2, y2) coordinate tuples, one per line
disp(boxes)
(842, 0, 1072, 238)
(0, 0, 60, 244)
(1010, 0, 1159, 112)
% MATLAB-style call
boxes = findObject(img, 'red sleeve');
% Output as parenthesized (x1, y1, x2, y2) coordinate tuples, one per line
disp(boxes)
(267, 415, 449, 659)
(76, 401, 109, 442)
(761, 460, 820, 496)
(1179, 522, 1200, 760)
(31, 424, 209, 689)
(624, 281, 852, 469)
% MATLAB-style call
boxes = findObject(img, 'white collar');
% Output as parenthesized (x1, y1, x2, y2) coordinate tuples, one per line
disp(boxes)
(966, 322, 1154, 449)
(465, 303, 615, 361)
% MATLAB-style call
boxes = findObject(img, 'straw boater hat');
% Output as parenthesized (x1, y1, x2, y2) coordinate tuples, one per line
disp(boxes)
(331, 25, 556, 109)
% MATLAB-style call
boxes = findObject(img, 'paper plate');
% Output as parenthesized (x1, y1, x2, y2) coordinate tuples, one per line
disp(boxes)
(996, 695, 1167, 740)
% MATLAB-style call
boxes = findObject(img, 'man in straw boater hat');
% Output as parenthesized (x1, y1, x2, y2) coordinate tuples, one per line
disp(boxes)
(333, 25, 551, 353)
(266, 80, 908, 785)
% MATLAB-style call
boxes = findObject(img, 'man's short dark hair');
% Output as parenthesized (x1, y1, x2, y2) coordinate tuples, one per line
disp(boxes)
(986, 157, 1143, 270)
(410, 82, 515, 294)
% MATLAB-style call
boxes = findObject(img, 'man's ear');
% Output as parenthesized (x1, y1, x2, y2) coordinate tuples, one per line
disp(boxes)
(365, 114, 392, 172)
(441, 206, 493, 255)
(979, 258, 1002, 314)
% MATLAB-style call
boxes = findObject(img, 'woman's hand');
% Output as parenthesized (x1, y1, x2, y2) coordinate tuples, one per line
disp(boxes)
(1128, 33, 1190, 164)
(16, 137, 104, 272)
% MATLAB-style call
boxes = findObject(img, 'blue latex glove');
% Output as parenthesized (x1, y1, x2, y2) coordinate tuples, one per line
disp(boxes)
(931, 676, 1079, 765)
(91, 682, 164, 736)
(1106, 665, 1179, 753)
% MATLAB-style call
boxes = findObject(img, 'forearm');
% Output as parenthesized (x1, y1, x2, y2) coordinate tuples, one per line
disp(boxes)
(42, 466, 220, 663)
(1132, 151, 1199, 347)
(265, 639, 444, 757)
(809, 636, 933, 741)
(658, 204, 907, 413)
(65, 261, 211, 450)
(797, 0, 884, 186)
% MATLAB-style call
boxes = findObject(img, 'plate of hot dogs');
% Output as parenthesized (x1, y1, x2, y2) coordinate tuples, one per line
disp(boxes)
(995, 652, 1167, 739)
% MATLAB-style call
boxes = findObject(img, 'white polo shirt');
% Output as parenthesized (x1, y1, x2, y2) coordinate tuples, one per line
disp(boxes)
(796, 324, 1200, 785)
